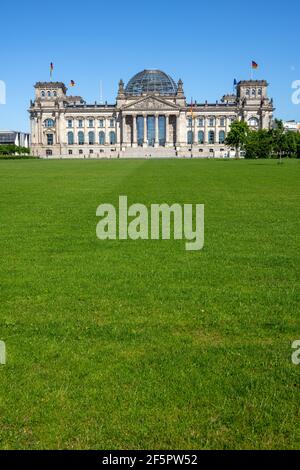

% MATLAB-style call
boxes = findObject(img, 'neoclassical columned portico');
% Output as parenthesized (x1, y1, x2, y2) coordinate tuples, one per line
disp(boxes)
(121, 112, 178, 148)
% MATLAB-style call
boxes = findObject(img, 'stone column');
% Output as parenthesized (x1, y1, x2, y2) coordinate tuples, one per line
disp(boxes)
(193, 116, 197, 145)
(55, 113, 59, 145)
(116, 114, 121, 147)
(58, 112, 64, 155)
(176, 115, 180, 147)
(105, 117, 108, 147)
(143, 114, 147, 147)
(132, 114, 137, 147)
(122, 114, 126, 145)
(204, 117, 208, 144)
(155, 114, 159, 147)
(39, 115, 43, 144)
(225, 116, 230, 136)
(165, 115, 169, 146)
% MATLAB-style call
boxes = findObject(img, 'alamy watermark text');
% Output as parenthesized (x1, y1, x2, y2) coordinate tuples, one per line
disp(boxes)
(96, 196, 204, 251)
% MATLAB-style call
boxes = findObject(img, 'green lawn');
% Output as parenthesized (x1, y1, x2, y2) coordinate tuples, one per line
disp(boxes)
(0, 158, 299, 450)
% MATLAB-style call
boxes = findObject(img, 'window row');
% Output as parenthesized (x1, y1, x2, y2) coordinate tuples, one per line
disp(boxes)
(41, 91, 57, 98)
(67, 118, 116, 129)
(187, 130, 226, 145)
(246, 88, 262, 97)
(46, 148, 116, 156)
(187, 117, 235, 128)
(67, 131, 116, 145)
(44, 118, 116, 129)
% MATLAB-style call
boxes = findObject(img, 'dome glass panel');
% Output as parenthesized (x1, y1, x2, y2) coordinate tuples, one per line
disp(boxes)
(125, 70, 177, 96)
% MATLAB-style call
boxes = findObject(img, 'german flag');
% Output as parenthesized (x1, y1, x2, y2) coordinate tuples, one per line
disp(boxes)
(70, 80, 75, 87)
(252, 61, 258, 69)
(50, 62, 54, 79)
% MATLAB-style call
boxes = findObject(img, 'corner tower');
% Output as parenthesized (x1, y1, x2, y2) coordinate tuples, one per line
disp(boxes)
(236, 80, 274, 129)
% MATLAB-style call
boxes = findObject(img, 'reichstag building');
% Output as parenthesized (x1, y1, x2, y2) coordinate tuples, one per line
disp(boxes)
(29, 69, 274, 158)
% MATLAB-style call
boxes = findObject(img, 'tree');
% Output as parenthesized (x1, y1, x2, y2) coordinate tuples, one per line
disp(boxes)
(271, 119, 286, 162)
(284, 131, 297, 158)
(245, 129, 273, 159)
(225, 120, 249, 158)
(296, 132, 300, 159)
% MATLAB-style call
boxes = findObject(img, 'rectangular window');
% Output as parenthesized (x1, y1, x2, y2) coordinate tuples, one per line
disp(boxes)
(67, 120, 73, 128)
(89, 120, 94, 128)
(187, 118, 192, 127)
(68, 150, 73, 155)
(110, 119, 115, 128)
(89, 149, 93, 154)
(47, 134, 54, 145)
(78, 120, 83, 128)
(198, 118, 204, 127)
(209, 118, 215, 127)
(79, 149, 83, 155)
(220, 118, 225, 127)
(99, 119, 104, 128)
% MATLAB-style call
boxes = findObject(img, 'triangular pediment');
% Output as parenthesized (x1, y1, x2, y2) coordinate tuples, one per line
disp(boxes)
(122, 95, 180, 111)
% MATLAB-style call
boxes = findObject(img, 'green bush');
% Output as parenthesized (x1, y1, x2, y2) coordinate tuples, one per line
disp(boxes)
(0, 144, 30, 156)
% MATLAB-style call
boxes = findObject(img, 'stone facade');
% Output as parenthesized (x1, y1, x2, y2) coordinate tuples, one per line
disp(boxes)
(29, 71, 275, 158)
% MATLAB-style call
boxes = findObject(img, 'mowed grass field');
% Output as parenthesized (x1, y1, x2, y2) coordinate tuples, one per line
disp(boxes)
(0, 158, 299, 450)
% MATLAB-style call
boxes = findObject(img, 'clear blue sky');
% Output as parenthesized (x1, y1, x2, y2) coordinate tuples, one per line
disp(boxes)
(1, 0, 299, 132)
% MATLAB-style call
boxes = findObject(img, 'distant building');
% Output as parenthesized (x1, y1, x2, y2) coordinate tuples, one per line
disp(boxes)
(29, 70, 275, 158)
(0, 130, 30, 148)
(283, 120, 300, 132)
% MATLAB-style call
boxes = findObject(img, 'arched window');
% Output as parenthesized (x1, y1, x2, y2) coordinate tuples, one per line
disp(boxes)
(248, 117, 259, 128)
(198, 131, 204, 144)
(252, 88, 256, 96)
(258, 88, 262, 96)
(68, 131, 74, 145)
(99, 131, 105, 145)
(78, 131, 84, 145)
(208, 130, 215, 144)
(41, 91, 45, 97)
(44, 119, 55, 128)
(53, 91, 57, 97)
(109, 131, 116, 145)
(47, 91, 51, 97)
(219, 131, 225, 144)
(187, 130, 193, 145)
(88, 131, 95, 145)
(246, 89, 250, 96)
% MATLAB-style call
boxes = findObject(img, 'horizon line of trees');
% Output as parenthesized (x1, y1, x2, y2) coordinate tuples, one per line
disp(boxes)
(226, 119, 300, 159)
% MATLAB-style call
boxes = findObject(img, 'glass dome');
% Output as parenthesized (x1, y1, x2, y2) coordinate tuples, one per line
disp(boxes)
(125, 70, 177, 96)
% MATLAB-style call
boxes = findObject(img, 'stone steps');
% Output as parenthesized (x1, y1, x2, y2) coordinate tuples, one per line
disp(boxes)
(121, 147, 178, 158)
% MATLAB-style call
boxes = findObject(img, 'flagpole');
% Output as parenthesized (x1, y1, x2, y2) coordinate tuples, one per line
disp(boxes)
(190, 97, 193, 158)
(100, 80, 103, 104)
